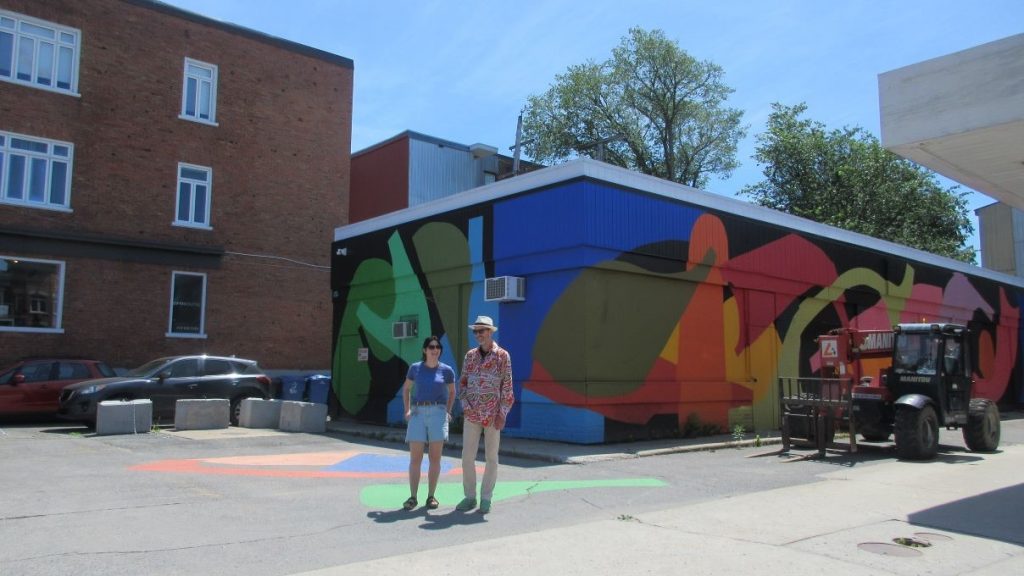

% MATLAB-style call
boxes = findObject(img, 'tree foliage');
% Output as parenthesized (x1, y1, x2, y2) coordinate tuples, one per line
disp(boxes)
(521, 27, 745, 189)
(741, 103, 976, 263)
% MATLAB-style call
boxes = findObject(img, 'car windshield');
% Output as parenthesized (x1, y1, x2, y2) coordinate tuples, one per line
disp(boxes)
(125, 358, 174, 378)
(894, 333, 940, 375)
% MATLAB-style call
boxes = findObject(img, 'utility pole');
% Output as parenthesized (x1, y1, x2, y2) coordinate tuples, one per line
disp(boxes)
(512, 114, 523, 176)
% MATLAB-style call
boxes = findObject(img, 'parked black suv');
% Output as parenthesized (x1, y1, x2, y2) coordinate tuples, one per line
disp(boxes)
(58, 355, 270, 427)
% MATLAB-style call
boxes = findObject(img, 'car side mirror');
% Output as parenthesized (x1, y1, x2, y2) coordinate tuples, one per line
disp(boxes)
(158, 371, 171, 381)
(12, 374, 25, 385)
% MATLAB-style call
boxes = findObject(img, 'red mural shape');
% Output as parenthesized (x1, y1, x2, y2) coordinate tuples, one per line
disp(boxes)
(721, 233, 841, 352)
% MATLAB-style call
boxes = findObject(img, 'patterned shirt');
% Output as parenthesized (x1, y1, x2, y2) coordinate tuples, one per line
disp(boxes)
(459, 342, 513, 427)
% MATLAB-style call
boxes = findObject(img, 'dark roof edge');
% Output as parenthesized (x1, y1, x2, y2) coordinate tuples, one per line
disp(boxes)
(353, 130, 478, 158)
(124, 0, 354, 69)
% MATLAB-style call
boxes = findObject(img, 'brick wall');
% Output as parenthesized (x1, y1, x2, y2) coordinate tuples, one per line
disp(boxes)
(0, 0, 352, 370)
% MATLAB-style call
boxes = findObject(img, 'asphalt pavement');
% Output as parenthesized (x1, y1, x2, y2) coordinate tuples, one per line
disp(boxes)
(1, 413, 1021, 576)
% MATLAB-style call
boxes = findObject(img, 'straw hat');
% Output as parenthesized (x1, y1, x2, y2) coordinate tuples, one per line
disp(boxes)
(468, 315, 498, 332)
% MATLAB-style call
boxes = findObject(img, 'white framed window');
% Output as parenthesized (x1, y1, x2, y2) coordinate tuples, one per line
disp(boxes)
(167, 271, 206, 338)
(0, 9, 80, 95)
(174, 162, 212, 228)
(180, 58, 218, 124)
(1, 130, 73, 211)
(0, 255, 65, 333)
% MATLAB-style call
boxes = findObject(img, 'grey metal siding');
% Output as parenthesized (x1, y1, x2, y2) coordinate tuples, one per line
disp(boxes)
(408, 139, 477, 206)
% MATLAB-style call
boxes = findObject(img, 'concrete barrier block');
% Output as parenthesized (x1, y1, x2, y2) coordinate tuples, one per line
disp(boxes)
(279, 401, 327, 433)
(239, 398, 283, 428)
(96, 399, 153, 435)
(174, 398, 230, 430)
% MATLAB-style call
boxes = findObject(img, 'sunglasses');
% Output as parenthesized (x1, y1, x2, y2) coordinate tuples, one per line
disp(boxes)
(472, 329, 490, 335)
(426, 344, 442, 350)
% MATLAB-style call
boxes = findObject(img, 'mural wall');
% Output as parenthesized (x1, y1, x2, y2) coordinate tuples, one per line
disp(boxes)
(331, 178, 1023, 444)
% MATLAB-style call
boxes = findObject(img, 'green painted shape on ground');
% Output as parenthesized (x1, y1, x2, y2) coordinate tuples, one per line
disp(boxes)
(360, 478, 667, 508)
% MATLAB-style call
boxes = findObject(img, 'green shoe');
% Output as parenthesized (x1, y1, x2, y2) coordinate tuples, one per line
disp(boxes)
(455, 497, 477, 511)
(479, 499, 491, 514)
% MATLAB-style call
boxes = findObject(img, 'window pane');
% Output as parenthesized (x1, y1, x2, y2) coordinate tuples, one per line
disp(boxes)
(177, 182, 191, 220)
(49, 161, 67, 205)
(167, 359, 199, 378)
(53, 145, 68, 157)
(194, 184, 207, 223)
(0, 31, 12, 77)
(21, 362, 54, 382)
(170, 274, 204, 334)
(59, 32, 74, 43)
(202, 358, 232, 376)
(180, 167, 207, 181)
(187, 63, 212, 79)
(28, 157, 46, 202)
(36, 41, 53, 85)
(20, 22, 55, 39)
(0, 258, 61, 328)
(184, 77, 197, 116)
(6, 154, 25, 199)
(0, 17, 14, 29)
(16, 35, 32, 81)
(11, 138, 47, 152)
(56, 45, 71, 89)
(198, 81, 211, 119)
(59, 362, 91, 379)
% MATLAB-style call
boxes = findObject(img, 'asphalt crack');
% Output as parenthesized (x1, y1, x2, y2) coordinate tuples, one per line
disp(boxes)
(0, 501, 186, 522)
(4, 520, 364, 563)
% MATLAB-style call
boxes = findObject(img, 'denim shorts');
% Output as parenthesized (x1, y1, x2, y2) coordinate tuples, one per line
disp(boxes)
(405, 404, 449, 443)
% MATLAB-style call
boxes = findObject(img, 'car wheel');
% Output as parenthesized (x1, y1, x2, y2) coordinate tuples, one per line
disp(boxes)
(230, 395, 259, 426)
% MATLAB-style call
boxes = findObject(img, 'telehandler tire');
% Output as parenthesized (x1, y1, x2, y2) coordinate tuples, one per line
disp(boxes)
(963, 398, 1000, 452)
(894, 404, 938, 460)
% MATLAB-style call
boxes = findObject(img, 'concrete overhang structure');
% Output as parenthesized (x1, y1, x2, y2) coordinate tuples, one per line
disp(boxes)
(879, 33, 1024, 210)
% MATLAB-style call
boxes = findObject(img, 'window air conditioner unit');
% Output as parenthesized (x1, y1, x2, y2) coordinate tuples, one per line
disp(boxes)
(485, 276, 525, 302)
(392, 321, 414, 339)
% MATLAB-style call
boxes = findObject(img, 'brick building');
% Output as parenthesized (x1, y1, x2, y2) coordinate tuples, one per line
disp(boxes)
(0, 0, 352, 370)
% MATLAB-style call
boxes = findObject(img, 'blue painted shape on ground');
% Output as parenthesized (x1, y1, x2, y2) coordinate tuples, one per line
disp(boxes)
(326, 453, 456, 474)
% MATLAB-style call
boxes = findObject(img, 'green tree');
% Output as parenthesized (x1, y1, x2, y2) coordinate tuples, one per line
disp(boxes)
(521, 27, 745, 189)
(742, 103, 976, 263)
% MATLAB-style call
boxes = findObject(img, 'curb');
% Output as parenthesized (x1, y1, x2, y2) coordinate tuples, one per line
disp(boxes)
(325, 422, 784, 464)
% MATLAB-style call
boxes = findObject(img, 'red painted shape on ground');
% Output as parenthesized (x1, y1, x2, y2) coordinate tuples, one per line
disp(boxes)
(130, 458, 468, 479)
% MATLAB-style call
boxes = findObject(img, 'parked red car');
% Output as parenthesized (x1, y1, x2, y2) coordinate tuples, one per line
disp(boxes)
(0, 358, 116, 417)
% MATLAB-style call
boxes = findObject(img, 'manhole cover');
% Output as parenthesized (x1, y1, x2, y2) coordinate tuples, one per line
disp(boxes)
(914, 532, 953, 543)
(858, 542, 923, 557)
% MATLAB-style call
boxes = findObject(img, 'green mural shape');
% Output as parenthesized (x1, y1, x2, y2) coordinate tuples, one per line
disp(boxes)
(534, 254, 712, 394)
(412, 222, 472, 350)
(334, 232, 432, 414)
(360, 478, 667, 508)
(777, 264, 915, 381)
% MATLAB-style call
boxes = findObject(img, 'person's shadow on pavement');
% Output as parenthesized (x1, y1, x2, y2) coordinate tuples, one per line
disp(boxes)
(419, 510, 488, 530)
(367, 509, 424, 524)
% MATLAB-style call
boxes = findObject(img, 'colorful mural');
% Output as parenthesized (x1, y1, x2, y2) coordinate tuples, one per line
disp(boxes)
(332, 177, 1024, 444)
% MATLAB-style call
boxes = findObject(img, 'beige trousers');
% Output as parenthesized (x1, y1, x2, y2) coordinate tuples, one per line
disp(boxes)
(461, 419, 501, 500)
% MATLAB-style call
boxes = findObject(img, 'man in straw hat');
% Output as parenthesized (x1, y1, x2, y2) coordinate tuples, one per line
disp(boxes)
(455, 315, 513, 514)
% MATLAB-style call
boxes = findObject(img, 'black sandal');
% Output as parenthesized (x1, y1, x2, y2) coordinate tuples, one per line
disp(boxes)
(426, 496, 439, 510)
(402, 496, 418, 511)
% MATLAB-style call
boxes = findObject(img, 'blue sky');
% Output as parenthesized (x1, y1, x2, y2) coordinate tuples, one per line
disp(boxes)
(162, 0, 1023, 253)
